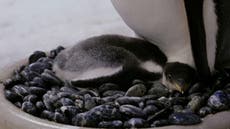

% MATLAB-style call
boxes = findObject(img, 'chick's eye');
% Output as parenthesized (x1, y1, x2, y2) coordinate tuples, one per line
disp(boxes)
(167, 74, 172, 80)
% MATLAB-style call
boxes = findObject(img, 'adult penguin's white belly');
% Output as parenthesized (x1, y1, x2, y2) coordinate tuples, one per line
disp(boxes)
(111, 0, 195, 67)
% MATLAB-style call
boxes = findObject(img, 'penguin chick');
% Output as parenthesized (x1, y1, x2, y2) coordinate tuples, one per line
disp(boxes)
(53, 34, 196, 92)
(162, 62, 197, 94)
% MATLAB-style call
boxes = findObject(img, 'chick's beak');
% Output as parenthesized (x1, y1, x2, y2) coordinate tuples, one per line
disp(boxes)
(174, 83, 184, 94)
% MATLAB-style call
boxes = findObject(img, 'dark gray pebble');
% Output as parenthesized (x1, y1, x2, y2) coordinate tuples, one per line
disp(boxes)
(54, 112, 69, 124)
(101, 94, 123, 103)
(198, 106, 213, 117)
(125, 84, 146, 97)
(61, 106, 80, 118)
(187, 95, 203, 112)
(145, 100, 165, 109)
(151, 119, 169, 127)
(124, 118, 148, 128)
(143, 105, 159, 115)
(102, 90, 125, 97)
(29, 62, 51, 74)
(22, 101, 37, 115)
(147, 81, 169, 97)
(3, 79, 17, 89)
(21, 69, 40, 81)
(4, 90, 21, 102)
(30, 77, 45, 88)
(98, 120, 123, 128)
(12, 85, 29, 97)
(60, 86, 79, 94)
(208, 90, 229, 111)
(14, 101, 22, 108)
(29, 87, 46, 96)
(41, 110, 54, 121)
(29, 51, 46, 64)
(23, 94, 38, 104)
(168, 112, 201, 125)
(54, 98, 74, 108)
(119, 105, 146, 118)
(72, 104, 120, 127)
(41, 70, 63, 86)
(36, 101, 45, 111)
(75, 99, 84, 109)
(116, 96, 143, 106)
(98, 83, 120, 94)
(147, 108, 171, 122)
(84, 97, 98, 110)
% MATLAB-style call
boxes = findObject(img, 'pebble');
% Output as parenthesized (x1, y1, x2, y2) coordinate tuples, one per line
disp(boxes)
(36, 101, 45, 111)
(151, 119, 169, 127)
(124, 118, 148, 128)
(102, 94, 123, 103)
(173, 105, 184, 113)
(14, 101, 22, 108)
(29, 51, 46, 64)
(198, 106, 213, 117)
(28, 62, 51, 74)
(102, 90, 125, 97)
(11, 85, 29, 97)
(147, 81, 169, 97)
(119, 105, 146, 118)
(29, 87, 46, 96)
(98, 83, 120, 94)
(4, 90, 21, 102)
(168, 112, 201, 125)
(98, 120, 123, 128)
(84, 97, 97, 110)
(22, 101, 37, 115)
(60, 106, 80, 118)
(187, 96, 203, 112)
(116, 96, 143, 106)
(143, 105, 159, 115)
(23, 94, 38, 104)
(208, 90, 229, 111)
(75, 99, 84, 109)
(147, 108, 171, 122)
(41, 110, 55, 121)
(54, 112, 69, 124)
(125, 84, 146, 97)
(41, 70, 63, 86)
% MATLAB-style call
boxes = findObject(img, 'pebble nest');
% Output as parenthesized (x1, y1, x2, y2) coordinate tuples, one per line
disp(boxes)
(3, 46, 230, 128)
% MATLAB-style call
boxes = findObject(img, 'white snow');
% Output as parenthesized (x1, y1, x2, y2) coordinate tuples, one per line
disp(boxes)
(0, 0, 133, 69)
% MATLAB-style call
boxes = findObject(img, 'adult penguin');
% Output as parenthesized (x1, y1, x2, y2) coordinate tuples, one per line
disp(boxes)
(185, 0, 230, 83)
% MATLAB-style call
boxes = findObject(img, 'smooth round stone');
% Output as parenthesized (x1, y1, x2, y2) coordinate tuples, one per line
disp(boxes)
(143, 105, 159, 115)
(119, 105, 146, 118)
(198, 106, 213, 117)
(208, 90, 229, 111)
(23, 94, 38, 104)
(98, 120, 123, 128)
(125, 84, 146, 97)
(147, 81, 169, 97)
(22, 101, 37, 115)
(41, 110, 55, 121)
(29, 87, 46, 96)
(102, 94, 123, 103)
(84, 97, 97, 110)
(116, 96, 143, 106)
(14, 101, 22, 108)
(102, 90, 125, 97)
(29, 62, 50, 74)
(98, 83, 120, 94)
(12, 85, 29, 97)
(29, 51, 46, 64)
(54, 112, 69, 124)
(187, 95, 203, 112)
(124, 118, 148, 128)
(147, 108, 171, 122)
(168, 112, 201, 125)
(36, 101, 45, 111)
(55, 98, 74, 108)
(60, 106, 80, 118)
(4, 90, 21, 102)
(151, 119, 169, 127)
(41, 70, 63, 86)
(75, 99, 84, 109)
(60, 86, 79, 94)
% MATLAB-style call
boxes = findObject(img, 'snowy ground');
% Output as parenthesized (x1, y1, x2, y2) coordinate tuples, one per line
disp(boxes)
(0, 0, 133, 69)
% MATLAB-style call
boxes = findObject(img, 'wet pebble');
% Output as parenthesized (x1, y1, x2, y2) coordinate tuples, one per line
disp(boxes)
(36, 101, 45, 111)
(22, 101, 37, 115)
(14, 101, 22, 108)
(208, 90, 229, 111)
(12, 85, 29, 97)
(41, 110, 54, 121)
(54, 98, 74, 108)
(29, 62, 51, 74)
(116, 96, 143, 106)
(102, 94, 123, 103)
(61, 106, 80, 118)
(98, 83, 120, 94)
(4, 90, 21, 102)
(41, 70, 63, 86)
(147, 81, 169, 97)
(187, 95, 203, 112)
(143, 105, 159, 115)
(102, 90, 125, 97)
(168, 112, 201, 125)
(124, 118, 148, 128)
(98, 120, 123, 128)
(151, 119, 169, 127)
(198, 106, 213, 117)
(29, 51, 46, 64)
(119, 105, 146, 118)
(84, 97, 98, 110)
(125, 84, 146, 97)
(54, 112, 69, 124)
(29, 87, 46, 96)
(23, 94, 38, 104)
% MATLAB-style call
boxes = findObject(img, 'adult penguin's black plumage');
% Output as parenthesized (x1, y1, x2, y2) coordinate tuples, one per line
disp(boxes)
(184, 0, 230, 83)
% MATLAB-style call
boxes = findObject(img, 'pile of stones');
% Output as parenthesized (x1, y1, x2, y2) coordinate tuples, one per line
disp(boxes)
(3, 46, 230, 128)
